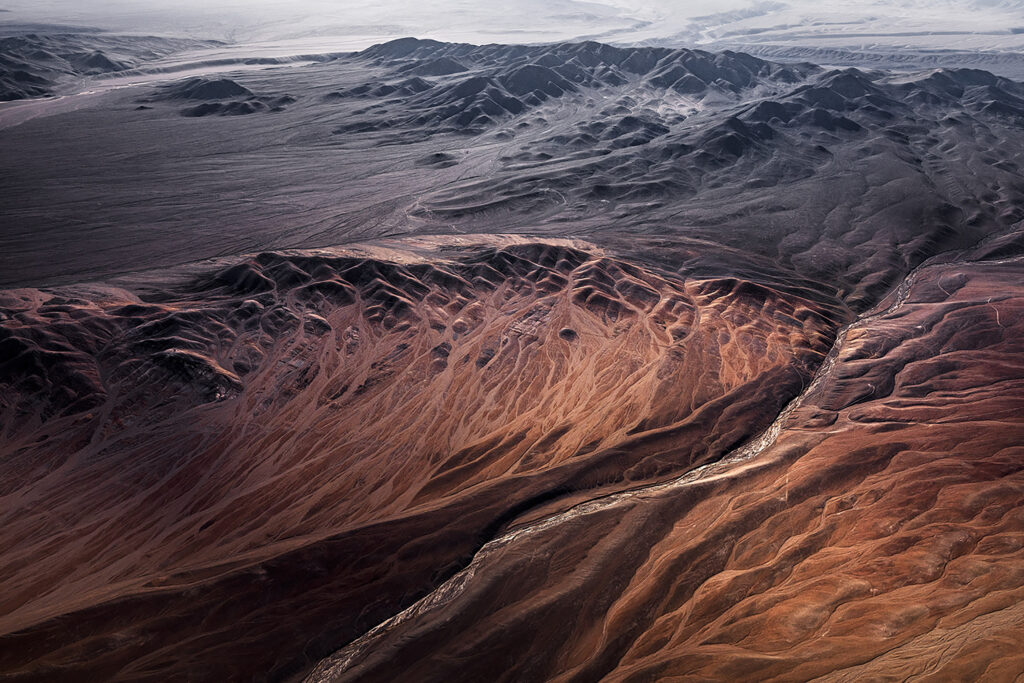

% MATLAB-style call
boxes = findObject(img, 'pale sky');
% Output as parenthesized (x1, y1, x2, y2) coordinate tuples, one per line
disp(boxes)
(2, 0, 1023, 49)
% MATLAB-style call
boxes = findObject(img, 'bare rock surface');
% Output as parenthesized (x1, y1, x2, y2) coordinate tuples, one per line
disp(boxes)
(0, 33, 1023, 683)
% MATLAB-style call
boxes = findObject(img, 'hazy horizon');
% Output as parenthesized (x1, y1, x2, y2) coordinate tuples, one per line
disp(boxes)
(3, 0, 1024, 51)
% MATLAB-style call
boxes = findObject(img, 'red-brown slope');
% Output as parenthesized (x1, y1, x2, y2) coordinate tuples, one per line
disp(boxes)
(307, 256, 1024, 682)
(0, 237, 841, 680)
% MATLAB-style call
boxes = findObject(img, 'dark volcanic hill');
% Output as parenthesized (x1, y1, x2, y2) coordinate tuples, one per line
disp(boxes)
(330, 38, 817, 136)
(0, 36, 1023, 683)
(156, 76, 254, 100)
(145, 77, 296, 117)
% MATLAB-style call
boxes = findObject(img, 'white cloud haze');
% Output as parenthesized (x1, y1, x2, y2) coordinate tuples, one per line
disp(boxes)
(2, 0, 1023, 50)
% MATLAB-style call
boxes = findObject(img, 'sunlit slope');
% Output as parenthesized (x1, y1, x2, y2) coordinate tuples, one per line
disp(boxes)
(0, 237, 841, 680)
(308, 253, 1024, 683)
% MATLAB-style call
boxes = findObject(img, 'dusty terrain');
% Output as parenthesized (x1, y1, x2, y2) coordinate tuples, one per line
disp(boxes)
(0, 32, 215, 101)
(309, 247, 1024, 683)
(4, 38, 1024, 306)
(0, 236, 842, 680)
(0, 30, 1023, 683)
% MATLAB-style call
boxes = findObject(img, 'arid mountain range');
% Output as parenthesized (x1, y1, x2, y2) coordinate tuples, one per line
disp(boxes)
(1, 32, 1023, 682)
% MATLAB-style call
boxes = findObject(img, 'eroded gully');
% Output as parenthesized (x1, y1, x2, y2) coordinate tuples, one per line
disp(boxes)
(303, 248, 1023, 681)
